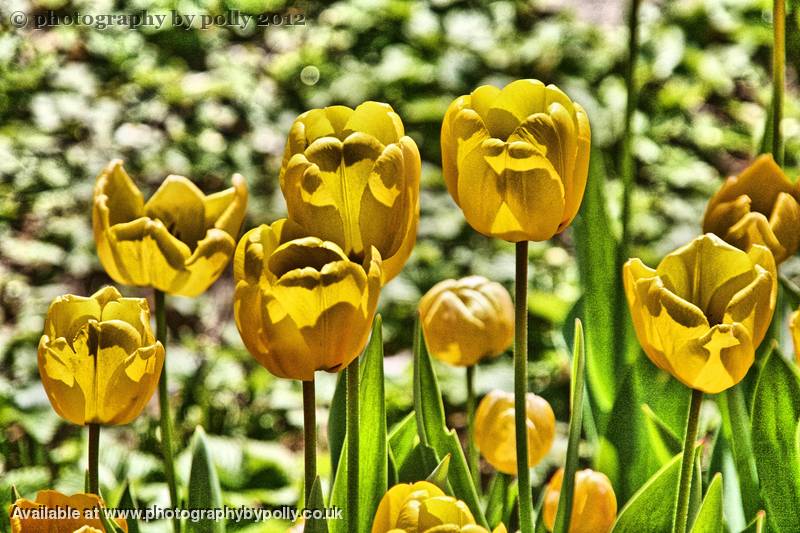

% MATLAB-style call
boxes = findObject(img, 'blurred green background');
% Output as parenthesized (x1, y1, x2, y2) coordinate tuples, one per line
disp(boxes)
(1, 0, 799, 531)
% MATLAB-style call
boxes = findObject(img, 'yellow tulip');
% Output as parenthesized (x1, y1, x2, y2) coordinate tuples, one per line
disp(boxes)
(703, 154, 800, 264)
(233, 219, 382, 381)
(9, 490, 128, 532)
(474, 389, 555, 475)
(790, 310, 800, 365)
(93, 159, 248, 297)
(418, 276, 514, 367)
(441, 79, 590, 242)
(280, 102, 420, 282)
(37, 286, 164, 426)
(372, 481, 505, 533)
(542, 468, 617, 533)
(623, 233, 776, 394)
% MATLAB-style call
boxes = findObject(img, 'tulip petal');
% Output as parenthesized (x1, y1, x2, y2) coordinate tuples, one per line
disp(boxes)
(38, 337, 88, 425)
(204, 173, 249, 237)
(346, 101, 403, 145)
(469, 85, 502, 123)
(484, 79, 546, 140)
(703, 195, 752, 239)
(178, 228, 237, 297)
(44, 294, 102, 345)
(458, 137, 565, 241)
(94, 159, 145, 225)
(768, 191, 800, 262)
(441, 96, 473, 204)
(562, 103, 591, 229)
(144, 175, 207, 248)
(418, 497, 476, 529)
(679, 323, 753, 393)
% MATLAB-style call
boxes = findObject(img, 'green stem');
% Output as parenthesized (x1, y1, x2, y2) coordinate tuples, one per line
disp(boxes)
(772, 0, 785, 165)
(673, 389, 703, 533)
(155, 290, 180, 533)
(302, 378, 317, 506)
(88, 424, 100, 494)
(515, 241, 533, 533)
(466, 365, 481, 494)
(346, 357, 360, 533)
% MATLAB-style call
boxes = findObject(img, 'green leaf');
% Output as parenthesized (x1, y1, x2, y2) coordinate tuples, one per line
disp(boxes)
(11, 485, 21, 502)
(597, 356, 691, 505)
(328, 371, 347, 479)
(751, 349, 800, 533)
(741, 511, 766, 533)
(388, 411, 438, 483)
(553, 319, 586, 533)
(690, 473, 724, 533)
(388, 412, 418, 466)
(305, 476, 329, 533)
(485, 473, 512, 529)
(426, 454, 451, 490)
(611, 445, 701, 533)
(413, 319, 487, 527)
(187, 426, 225, 533)
(330, 316, 388, 533)
(572, 148, 620, 416)
(641, 403, 681, 454)
(117, 482, 141, 533)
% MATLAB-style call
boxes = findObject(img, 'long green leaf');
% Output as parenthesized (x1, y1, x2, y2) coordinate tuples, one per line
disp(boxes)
(187, 427, 225, 533)
(741, 511, 766, 533)
(485, 473, 512, 529)
(690, 473, 724, 533)
(611, 445, 701, 533)
(553, 319, 586, 533)
(717, 386, 759, 522)
(117, 482, 140, 533)
(330, 317, 387, 533)
(328, 371, 347, 479)
(572, 148, 619, 417)
(751, 349, 800, 533)
(305, 476, 329, 533)
(413, 319, 487, 527)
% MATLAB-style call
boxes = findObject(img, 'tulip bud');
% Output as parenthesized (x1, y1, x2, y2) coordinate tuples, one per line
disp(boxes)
(37, 286, 164, 426)
(703, 154, 800, 264)
(280, 102, 420, 283)
(233, 219, 382, 381)
(474, 390, 555, 476)
(542, 468, 617, 533)
(624, 233, 777, 393)
(418, 276, 514, 367)
(441, 79, 590, 242)
(371, 481, 505, 533)
(10, 490, 128, 532)
(93, 160, 248, 297)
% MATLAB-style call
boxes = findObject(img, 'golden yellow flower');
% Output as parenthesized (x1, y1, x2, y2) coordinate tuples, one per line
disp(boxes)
(418, 276, 514, 367)
(790, 310, 800, 365)
(440, 79, 590, 242)
(474, 389, 555, 475)
(9, 490, 128, 532)
(542, 468, 617, 533)
(279, 102, 420, 282)
(233, 219, 382, 381)
(623, 233, 776, 394)
(703, 154, 800, 264)
(371, 481, 505, 533)
(93, 159, 248, 297)
(38, 286, 164, 426)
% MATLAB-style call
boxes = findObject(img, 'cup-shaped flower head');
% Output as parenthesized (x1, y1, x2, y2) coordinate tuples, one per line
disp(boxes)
(542, 468, 617, 533)
(703, 154, 800, 264)
(623, 233, 777, 394)
(233, 219, 382, 381)
(474, 389, 555, 475)
(279, 102, 420, 283)
(10, 490, 128, 532)
(38, 286, 164, 426)
(418, 276, 514, 367)
(441, 79, 590, 242)
(371, 481, 506, 533)
(93, 160, 248, 297)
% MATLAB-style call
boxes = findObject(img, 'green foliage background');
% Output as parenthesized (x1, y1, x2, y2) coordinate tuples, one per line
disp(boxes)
(1, 0, 799, 531)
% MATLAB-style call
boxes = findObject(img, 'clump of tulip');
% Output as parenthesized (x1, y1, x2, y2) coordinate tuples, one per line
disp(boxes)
(474, 389, 555, 475)
(232, 219, 382, 381)
(542, 468, 617, 533)
(38, 286, 164, 426)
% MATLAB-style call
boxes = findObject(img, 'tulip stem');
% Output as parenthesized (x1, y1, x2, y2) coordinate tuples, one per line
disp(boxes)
(346, 357, 360, 533)
(673, 388, 703, 533)
(772, 0, 785, 165)
(155, 290, 180, 533)
(466, 365, 481, 494)
(88, 424, 100, 494)
(302, 378, 317, 505)
(515, 241, 533, 533)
